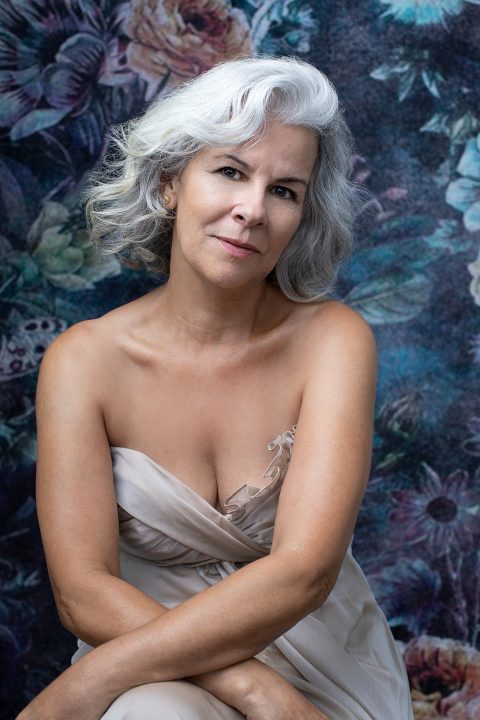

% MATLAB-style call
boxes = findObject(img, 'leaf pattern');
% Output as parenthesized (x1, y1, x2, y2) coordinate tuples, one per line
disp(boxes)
(1, 0, 480, 716)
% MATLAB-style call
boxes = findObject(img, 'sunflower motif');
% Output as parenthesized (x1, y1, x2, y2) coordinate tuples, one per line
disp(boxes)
(390, 463, 480, 553)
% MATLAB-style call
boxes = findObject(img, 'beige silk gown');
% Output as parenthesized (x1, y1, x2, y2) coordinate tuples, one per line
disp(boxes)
(71, 426, 414, 719)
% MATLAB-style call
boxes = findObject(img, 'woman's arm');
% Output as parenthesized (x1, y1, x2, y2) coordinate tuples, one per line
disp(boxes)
(33, 321, 306, 715)
(59, 568, 293, 713)
(44, 304, 377, 701)
(59, 567, 301, 713)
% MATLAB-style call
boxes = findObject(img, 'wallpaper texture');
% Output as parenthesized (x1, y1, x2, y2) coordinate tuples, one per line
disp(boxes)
(1, 0, 480, 717)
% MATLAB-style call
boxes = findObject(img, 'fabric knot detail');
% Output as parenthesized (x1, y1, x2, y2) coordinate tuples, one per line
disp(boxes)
(220, 424, 297, 517)
(265, 424, 296, 483)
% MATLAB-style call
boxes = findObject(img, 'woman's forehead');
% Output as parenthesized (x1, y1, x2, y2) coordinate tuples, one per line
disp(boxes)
(198, 125, 317, 174)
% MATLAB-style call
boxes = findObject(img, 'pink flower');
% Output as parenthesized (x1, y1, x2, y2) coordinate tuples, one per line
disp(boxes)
(405, 634, 480, 719)
(122, 0, 253, 99)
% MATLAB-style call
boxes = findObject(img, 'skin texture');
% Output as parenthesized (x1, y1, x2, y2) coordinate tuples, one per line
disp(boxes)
(16, 121, 376, 720)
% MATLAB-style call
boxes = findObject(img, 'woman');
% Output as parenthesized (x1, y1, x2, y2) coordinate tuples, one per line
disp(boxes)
(17, 56, 413, 719)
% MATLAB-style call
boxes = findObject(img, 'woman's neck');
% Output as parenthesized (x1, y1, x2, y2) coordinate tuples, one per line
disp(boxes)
(155, 271, 273, 349)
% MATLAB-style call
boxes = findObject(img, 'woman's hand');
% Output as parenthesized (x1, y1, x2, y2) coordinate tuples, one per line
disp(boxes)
(15, 656, 115, 720)
(237, 661, 330, 720)
(16, 659, 330, 720)
(246, 691, 330, 720)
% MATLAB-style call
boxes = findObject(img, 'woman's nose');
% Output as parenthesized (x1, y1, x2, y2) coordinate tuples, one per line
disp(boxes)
(232, 186, 267, 226)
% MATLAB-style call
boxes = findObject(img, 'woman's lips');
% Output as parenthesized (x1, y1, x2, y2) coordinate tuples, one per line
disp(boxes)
(216, 237, 258, 257)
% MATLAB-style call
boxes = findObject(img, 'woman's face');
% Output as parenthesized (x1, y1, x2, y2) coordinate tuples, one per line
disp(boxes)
(165, 120, 318, 289)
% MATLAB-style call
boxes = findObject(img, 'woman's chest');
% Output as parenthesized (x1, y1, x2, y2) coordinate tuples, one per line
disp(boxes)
(113, 424, 297, 564)
(103, 347, 303, 512)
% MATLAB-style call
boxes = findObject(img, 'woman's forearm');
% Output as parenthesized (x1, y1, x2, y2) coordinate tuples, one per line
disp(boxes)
(81, 550, 327, 698)
(59, 570, 291, 715)
(59, 571, 168, 646)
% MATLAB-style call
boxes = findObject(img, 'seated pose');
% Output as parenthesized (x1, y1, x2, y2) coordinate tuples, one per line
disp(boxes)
(16, 56, 414, 720)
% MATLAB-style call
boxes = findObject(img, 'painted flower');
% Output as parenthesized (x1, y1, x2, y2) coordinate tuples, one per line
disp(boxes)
(253, 0, 316, 55)
(446, 133, 480, 233)
(405, 634, 480, 718)
(378, 392, 421, 440)
(378, 0, 475, 26)
(29, 201, 121, 290)
(390, 463, 480, 554)
(122, 0, 253, 100)
(0, 0, 132, 141)
(467, 248, 480, 306)
(368, 558, 441, 636)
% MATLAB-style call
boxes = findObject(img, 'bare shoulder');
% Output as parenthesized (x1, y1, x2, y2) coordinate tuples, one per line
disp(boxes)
(42, 316, 107, 369)
(297, 299, 377, 370)
(46, 316, 99, 349)
(303, 299, 375, 336)
(43, 291, 141, 363)
(38, 314, 121, 406)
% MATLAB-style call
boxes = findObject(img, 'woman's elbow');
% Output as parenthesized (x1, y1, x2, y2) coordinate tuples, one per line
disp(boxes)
(50, 573, 107, 638)
(52, 584, 84, 635)
(304, 568, 339, 611)
(273, 548, 339, 614)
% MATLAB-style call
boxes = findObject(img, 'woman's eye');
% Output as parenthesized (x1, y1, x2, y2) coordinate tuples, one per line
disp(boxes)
(219, 166, 241, 179)
(273, 186, 296, 200)
(217, 169, 296, 200)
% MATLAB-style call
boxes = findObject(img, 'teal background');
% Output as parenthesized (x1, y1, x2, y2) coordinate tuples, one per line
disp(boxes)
(1, 1, 480, 717)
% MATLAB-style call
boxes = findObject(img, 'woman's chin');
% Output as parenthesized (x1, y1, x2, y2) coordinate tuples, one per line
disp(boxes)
(211, 278, 261, 293)
(201, 268, 265, 292)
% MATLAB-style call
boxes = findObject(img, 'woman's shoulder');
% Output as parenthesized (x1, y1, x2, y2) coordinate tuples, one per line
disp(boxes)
(48, 292, 149, 353)
(37, 320, 109, 400)
(288, 299, 377, 373)
(46, 315, 113, 358)
(41, 301, 138, 379)
(292, 298, 375, 340)
(43, 293, 165, 400)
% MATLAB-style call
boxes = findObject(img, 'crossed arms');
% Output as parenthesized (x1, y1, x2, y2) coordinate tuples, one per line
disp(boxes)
(35, 302, 377, 703)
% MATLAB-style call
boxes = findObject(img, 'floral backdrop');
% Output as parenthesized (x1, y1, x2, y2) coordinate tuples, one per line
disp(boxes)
(1, 0, 480, 717)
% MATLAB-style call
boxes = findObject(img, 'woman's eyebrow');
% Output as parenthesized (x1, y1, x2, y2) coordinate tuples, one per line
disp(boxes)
(212, 153, 309, 187)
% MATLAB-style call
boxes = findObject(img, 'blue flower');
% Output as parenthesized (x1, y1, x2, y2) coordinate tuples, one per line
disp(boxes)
(254, 0, 316, 55)
(446, 134, 480, 233)
(379, 0, 468, 26)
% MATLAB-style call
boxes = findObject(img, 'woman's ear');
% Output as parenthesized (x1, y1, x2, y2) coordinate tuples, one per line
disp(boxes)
(161, 179, 177, 210)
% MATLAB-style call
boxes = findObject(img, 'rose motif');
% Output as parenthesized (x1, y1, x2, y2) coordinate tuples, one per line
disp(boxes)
(122, 0, 253, 99)
(405, 635, 480, 718)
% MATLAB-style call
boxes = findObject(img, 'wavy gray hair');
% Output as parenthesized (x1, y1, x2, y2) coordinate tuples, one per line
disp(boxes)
(85, 55, 361, 302)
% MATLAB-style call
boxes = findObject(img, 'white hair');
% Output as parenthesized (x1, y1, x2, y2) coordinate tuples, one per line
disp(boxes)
(85, 55, 362, 302)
